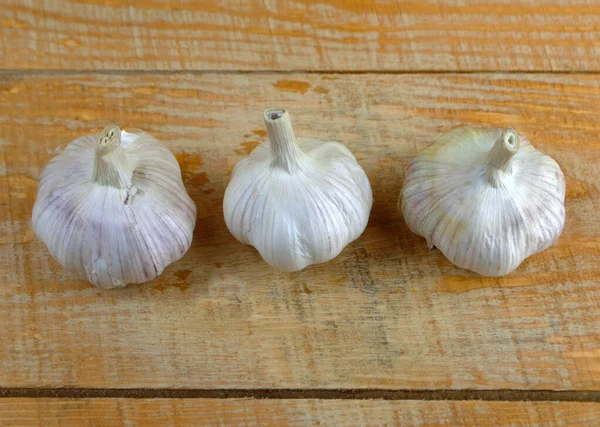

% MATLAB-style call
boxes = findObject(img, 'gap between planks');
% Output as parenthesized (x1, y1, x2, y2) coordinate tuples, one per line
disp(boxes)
(3, 69, 600, 76)
(0, 389, 600, 402)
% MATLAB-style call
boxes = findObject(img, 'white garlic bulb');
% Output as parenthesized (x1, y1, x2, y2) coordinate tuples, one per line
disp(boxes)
(223, 109, 372, 272)
(401, 127, 565, 277)
(32, 125, 196, 289)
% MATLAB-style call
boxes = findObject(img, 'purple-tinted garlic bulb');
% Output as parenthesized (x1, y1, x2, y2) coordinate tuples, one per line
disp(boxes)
(32, 125, 196, 288)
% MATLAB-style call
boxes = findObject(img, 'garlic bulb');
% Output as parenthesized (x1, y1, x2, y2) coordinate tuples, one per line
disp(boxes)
(223, 109, 372, 272)
(401, 127, 565, 276)
(32, 125, 196, 289)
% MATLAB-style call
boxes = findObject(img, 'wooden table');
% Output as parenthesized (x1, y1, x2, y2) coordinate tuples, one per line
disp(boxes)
(1, 1, 600, 425)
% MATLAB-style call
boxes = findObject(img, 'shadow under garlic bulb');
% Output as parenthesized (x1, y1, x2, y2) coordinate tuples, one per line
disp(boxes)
(400, 127, 565, 277)
(32, 125, 196, 289)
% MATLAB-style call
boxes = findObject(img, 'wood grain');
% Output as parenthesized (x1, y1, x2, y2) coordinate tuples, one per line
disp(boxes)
(0, 73, 599, 390)
(2, 0, 600, 71)
(1, 399, 599, 427)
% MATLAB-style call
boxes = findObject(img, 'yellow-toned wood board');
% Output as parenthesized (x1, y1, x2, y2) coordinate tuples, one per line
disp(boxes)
(0, 73, 599, 389)
(1, 399, 599, 427)
(2, 0, 600, 71)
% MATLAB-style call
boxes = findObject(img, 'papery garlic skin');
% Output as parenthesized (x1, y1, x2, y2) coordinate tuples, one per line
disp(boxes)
(32, 126, 196, 288)
(224, 109, 373, 272)
(401, 127, 565, 277)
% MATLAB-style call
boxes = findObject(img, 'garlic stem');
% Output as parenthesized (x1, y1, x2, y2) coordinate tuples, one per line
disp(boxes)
(264, 109, 306, 173)
(92, 125, 134, 189)
(486, 128, 520, 188)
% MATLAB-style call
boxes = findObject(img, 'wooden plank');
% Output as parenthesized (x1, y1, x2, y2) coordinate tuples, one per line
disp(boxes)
(1, 399, 599, 427)
(2, 0, 600, 72)
(0, 73, 599, 390)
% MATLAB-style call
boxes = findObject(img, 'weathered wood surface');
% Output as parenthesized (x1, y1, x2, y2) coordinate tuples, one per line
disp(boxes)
(2, 0, 600, 72)
(0, 73, 599, 389)
(1, 399, 599, 427)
